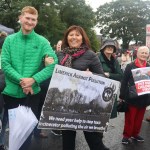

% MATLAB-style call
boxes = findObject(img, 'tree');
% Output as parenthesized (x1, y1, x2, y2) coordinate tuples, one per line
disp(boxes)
(58, 0, 100, 51)
(0, 0, 66, 46)
(96, 0, 150, 49)
(0, 0, 100, 51)
(0, 0, 21, 30)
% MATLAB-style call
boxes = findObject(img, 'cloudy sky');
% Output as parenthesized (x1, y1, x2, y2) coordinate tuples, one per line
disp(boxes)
(85, 0, 112, 11)
(85, 0, 113, 34)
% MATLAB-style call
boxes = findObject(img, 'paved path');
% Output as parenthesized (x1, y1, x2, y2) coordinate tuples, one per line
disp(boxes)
(4, 110, 150, 150)
(28, 110, 150, 150)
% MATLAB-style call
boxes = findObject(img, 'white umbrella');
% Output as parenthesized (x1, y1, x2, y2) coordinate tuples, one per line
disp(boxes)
(8, 105, 38, 150)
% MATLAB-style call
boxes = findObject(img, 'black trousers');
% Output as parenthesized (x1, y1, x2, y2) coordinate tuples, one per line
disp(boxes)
(3, 93, 40, 150)
(34, 78, 50, 136)
(0, 94, 4, 114)
(62, 130, 104, 150)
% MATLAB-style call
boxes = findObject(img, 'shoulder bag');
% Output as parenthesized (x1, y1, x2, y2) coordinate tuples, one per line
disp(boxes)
(117, 100, 128, 112)
(128, 85, 138, 99)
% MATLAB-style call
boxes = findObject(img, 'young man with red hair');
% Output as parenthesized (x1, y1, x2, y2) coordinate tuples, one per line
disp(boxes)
(1, 6, 57, 150)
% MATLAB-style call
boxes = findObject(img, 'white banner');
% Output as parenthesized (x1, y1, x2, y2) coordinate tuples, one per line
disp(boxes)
(132, 67, 150, 95)
(38, 65, 120, 132)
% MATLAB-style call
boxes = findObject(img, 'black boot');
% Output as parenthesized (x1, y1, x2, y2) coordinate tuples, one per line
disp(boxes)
(102, 145, 110, 150)
(100, 140, 109, 150)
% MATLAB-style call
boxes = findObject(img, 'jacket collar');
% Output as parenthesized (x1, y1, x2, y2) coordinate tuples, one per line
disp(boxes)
(99, 52, 105, 63)
(18, 29, 35, 39)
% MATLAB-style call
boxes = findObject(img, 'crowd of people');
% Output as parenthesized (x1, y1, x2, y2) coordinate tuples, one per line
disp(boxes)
(0, 5, 150, 150)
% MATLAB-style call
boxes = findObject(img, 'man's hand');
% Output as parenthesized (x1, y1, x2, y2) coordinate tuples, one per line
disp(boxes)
(23, 87, 34, 95)
(20, 78, 35, 88)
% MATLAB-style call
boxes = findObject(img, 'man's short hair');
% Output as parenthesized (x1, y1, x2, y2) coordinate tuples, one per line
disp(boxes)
(21, 6, 38, 16)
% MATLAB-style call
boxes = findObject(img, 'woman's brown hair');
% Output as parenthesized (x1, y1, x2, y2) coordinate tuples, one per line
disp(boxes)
(61, 25, 91, 49)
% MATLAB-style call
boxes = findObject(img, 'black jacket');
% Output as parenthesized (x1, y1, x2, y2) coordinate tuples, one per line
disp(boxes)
(119, 62, 150, 107)
(57, 50, 104, 75)
(0, 69, 5, 113)
(0, 69, 5, 92)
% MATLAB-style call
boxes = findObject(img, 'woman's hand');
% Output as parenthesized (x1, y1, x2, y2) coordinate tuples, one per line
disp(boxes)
(45, 56, 54, 66)
(83, 68, 92, 75)
(118, 98, 124, 102)
(104, 72, 110, 77)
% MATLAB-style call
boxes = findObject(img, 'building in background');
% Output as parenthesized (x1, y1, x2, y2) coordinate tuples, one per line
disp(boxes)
(146, 24, 150, 48)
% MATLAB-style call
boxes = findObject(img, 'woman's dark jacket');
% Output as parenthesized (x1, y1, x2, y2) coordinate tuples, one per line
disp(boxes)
(57, 50, 104, 74)
(99, 52, 123, 81)
(99, 52, 123, 118)
(119, 62, 150, 107)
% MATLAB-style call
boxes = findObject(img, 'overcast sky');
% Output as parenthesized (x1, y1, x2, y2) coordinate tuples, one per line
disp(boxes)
(85, 0, 113, 34)
(85, 0, 112, 11)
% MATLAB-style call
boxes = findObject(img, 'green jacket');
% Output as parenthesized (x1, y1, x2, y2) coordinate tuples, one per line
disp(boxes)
(99, 52, 123, 81)
(1, 30, 58, 98)
(99, 52, 123, 119)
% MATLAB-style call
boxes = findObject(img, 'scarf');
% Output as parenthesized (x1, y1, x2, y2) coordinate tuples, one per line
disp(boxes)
(101, 51, 116, 73)
(60, 46, 88, 67)
(134, 58, 146, 68)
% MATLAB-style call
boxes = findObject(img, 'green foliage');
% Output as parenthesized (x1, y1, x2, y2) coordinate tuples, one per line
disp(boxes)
(59, 0, 95, 29)
(87, 30, 100, 52)
(0, 0, 99, 48)
(96, 0, 150, 49)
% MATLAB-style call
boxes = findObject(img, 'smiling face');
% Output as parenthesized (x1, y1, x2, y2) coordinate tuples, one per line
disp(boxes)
(137, 46, 149, 62)
(67, 30, 83, 48)
(19, 12, 38, 34)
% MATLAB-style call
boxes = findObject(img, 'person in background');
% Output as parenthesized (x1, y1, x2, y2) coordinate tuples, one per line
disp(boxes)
(0, 31, 7, 150)
(121, 50, 132, 72)
(56, 25, 109, 150)
(98, 39, 123, 119)
(0, 32, 7, 114)
(1, 6, 57, 150)
(56, 40, 62, 52)
(119, 46, 150, 145)
(0, 32, 7, 49)
(0, 67, 6, 150)
(0, 70, 4, 114)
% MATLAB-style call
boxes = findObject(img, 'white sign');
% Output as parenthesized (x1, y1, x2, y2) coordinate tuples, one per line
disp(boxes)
(132, 67, 150, 95)
(38, 65, 120, 132)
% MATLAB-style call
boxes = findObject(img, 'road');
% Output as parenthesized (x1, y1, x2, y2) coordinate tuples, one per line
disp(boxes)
(28, 110, 150, 150)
